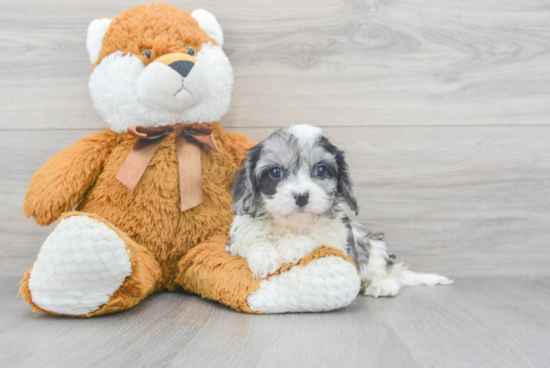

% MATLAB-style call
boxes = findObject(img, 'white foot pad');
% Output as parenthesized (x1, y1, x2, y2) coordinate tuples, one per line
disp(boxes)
(247, 256, 360, 313)
(28, 215, 132, 315)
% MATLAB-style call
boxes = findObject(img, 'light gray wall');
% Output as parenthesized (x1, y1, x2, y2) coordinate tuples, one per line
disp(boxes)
(1, 0, 549, 277)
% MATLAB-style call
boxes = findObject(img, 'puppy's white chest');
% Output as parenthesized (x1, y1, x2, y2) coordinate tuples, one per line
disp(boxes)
(273, 218, 348, 264)
(228, 214, 349, 268)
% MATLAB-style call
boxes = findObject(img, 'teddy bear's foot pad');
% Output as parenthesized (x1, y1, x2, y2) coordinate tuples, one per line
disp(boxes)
(246, 255, 360, 313)
(28, 215, 132, 315)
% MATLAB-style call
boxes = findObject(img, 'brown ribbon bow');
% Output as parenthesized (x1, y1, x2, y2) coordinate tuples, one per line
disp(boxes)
(116, 125, 220, 212)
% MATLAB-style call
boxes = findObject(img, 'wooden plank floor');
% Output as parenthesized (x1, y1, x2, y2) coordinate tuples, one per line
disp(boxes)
(1, 277, 549, 368)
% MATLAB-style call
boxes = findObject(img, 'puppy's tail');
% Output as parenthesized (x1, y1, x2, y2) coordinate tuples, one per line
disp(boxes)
(366, 233, 453, 287)
(345, 217, 453, 296)
(397, 267, 454, 287)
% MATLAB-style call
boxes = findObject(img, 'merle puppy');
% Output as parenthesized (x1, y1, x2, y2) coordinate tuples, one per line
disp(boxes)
(228, 125, 452, 297)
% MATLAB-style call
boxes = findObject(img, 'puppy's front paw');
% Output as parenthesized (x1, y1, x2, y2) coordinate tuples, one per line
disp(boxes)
(246, 246, 282, 279)
(277, 237, 318, 264)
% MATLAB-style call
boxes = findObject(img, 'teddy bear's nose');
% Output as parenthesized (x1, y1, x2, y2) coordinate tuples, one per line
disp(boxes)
(153, 53, 197, 78)
(168, 60, 195, 78)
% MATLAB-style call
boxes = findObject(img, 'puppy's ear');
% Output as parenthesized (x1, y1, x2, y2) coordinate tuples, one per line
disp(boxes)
(335, 150, 359, 215)
(232, 144, 262, 215)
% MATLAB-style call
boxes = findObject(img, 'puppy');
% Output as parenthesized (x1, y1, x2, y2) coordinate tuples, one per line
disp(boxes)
(228, 125, 452, 297)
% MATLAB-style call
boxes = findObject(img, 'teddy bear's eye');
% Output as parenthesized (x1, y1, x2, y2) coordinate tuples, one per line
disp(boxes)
(141, 49, 152, 59)
(184, 46, 196, 57)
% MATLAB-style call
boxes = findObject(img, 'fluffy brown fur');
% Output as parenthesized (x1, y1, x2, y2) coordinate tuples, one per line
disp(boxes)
(176, 236, 262, 313)
(24, 122, 251, 286)
(22, 122, 257, 315)
(21, 4, 358, 316)
(93, 3, 215, 69)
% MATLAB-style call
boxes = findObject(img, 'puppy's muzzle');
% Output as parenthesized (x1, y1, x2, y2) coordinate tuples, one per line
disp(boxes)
(294, 192, 309, 207)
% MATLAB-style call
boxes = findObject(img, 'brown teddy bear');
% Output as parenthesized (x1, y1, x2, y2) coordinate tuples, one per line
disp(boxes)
(19, 3, 361, 316)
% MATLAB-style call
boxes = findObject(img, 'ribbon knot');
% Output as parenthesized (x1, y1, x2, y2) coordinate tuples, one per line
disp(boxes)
(115, 125, 220, 212)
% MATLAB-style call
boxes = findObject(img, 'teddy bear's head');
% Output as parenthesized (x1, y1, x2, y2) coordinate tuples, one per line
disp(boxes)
(87, 3, 233, 132)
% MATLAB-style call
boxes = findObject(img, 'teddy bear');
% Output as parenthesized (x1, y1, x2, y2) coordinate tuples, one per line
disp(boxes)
(19, 3, 361, 316)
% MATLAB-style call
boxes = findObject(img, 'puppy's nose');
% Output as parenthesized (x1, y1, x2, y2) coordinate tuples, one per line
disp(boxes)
(294, 192, 309, 207)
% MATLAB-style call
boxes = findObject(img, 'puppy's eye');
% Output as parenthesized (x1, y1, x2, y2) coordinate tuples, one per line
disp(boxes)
(315, 166, 327, 178)
(141, 49, 152, 59)
(185, 46, 196, 56)
(269, 167, 282, 179)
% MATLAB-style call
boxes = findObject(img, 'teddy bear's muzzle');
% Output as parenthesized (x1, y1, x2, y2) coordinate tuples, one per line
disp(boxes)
(155, 52, 196, 76)
(137, 52, 208, 113)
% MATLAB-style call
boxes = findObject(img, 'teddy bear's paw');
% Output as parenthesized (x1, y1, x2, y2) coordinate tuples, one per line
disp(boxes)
(28, 215, 132, 315)
(246, 246, 282, 279)
(246, 255, 360, 313)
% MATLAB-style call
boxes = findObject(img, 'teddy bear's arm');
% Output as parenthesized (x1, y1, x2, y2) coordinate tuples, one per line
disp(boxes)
(23, 130, 118, 226)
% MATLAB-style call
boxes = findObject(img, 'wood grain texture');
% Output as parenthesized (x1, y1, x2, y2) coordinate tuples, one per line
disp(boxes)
(1, 277, 549, 367)
(1, 0, 550, 129)
(2, 126, 549, 277)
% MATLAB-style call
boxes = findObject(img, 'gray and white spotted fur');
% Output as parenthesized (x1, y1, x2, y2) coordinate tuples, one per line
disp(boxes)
(228, 125, 452, 297)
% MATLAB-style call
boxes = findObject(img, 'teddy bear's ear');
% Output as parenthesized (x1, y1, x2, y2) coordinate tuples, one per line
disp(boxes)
(86, 18, 113, 64)
(191, 9, 224, 47)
